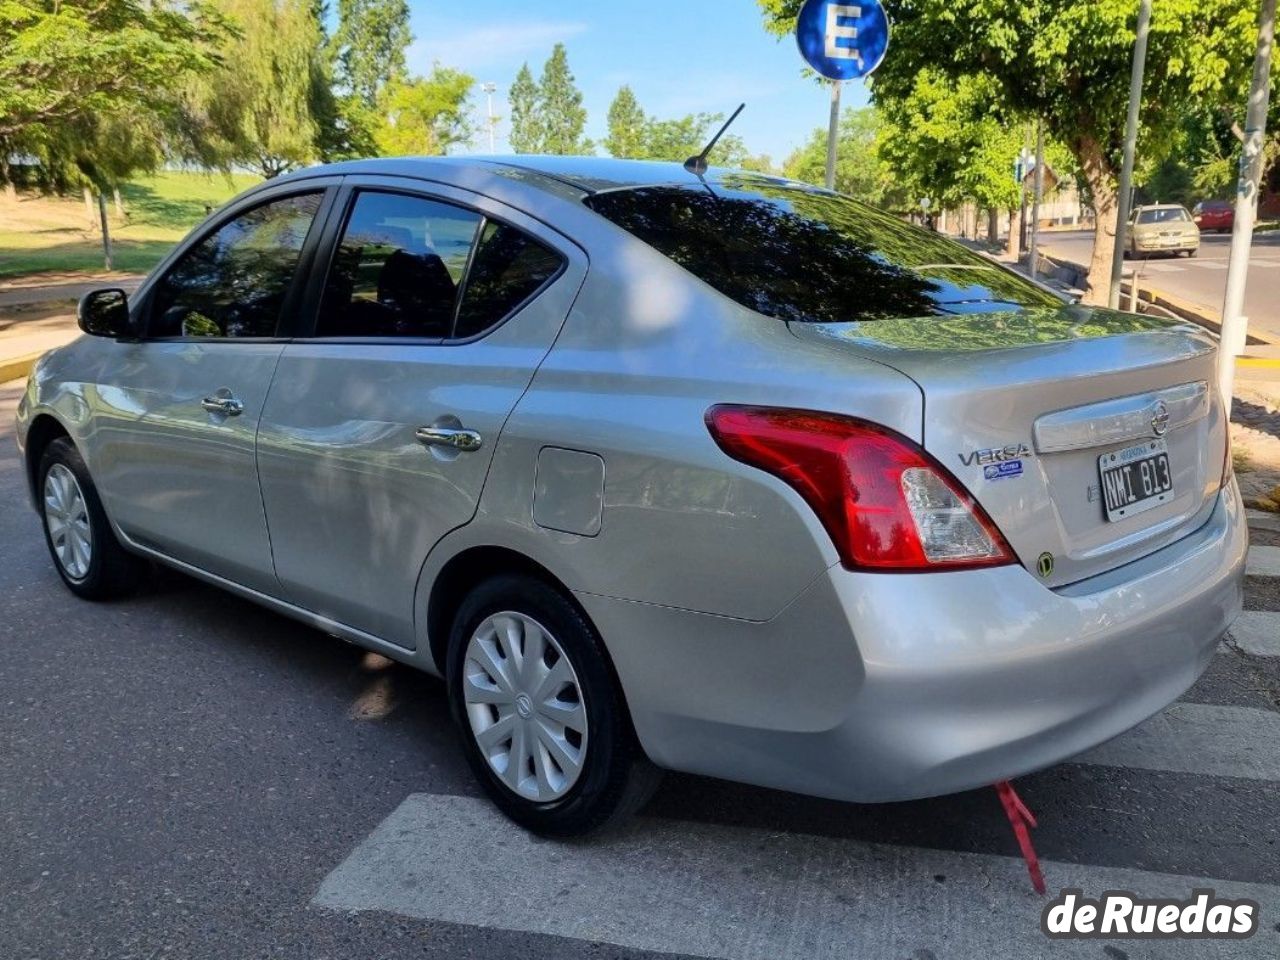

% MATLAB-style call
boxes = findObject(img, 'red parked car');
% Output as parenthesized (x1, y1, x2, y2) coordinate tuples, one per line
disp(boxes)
(1192, 200, 1234, 232)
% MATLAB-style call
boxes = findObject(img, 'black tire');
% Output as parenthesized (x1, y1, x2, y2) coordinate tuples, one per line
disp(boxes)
(37, 437, 145, 600)
(446, 574, 662, 836)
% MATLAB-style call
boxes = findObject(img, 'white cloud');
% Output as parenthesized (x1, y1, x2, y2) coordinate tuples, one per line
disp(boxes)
(406, 20, 589, 74)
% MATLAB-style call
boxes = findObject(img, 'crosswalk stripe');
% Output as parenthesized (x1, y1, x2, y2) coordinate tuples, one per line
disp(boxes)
(1246, 545, 1280, 578)
(1190, 261, 1229, 270)
(1075, 702, 1280, 781)
(1142, 262, 1185, 272)
(313, 793, 1280, 960)
(1229, 611, 1280, 657)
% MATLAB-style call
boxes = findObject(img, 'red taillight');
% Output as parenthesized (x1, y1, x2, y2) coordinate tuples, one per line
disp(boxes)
(705, 405, 1016, 572)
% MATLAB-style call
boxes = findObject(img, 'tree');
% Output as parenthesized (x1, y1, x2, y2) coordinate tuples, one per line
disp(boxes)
(758, 0, 1257, 303)
(783, 107, 903, 207)
(537, 43, 589, 155)
(189, 0, 332, 178)
(0, 0, 229, 188)
(330, 0, 410, 109)
(508, 63, 541, 153)
(374, 66, 475, 156)
(604, 86, 647, 158)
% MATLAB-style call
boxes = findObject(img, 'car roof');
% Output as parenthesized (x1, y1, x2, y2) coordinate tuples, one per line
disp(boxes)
(270, 155, 776, 197)
(1136, 203, 1190, 210)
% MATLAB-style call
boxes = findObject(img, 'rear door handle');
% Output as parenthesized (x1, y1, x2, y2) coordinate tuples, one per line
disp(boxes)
(201, 395, 244, 416)
(415, 425, 483, 452)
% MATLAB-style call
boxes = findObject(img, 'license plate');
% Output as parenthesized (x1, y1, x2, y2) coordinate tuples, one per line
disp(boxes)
(1098, 439, 1174, 522)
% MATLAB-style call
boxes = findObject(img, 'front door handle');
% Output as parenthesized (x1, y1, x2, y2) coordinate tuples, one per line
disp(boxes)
(201, 394, 244, 416)
(416, 425, 483, 452)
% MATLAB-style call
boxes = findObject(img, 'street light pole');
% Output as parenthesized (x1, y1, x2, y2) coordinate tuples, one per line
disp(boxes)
(482, 82, 497, 153)
(1108, 0, 1153, 309)
(1219, 0, 1277, 412)
(825, 80, 841, 190)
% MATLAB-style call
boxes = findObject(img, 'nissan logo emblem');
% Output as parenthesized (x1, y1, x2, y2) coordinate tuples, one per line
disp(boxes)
(1151, 400, 1170, 437)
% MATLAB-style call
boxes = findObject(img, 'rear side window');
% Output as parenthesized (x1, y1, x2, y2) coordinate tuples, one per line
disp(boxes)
(317, 191, 482, 338)
(149, 192, 322, 338)
(454, 221, 563, 339)
(584, 179, 1060, 323)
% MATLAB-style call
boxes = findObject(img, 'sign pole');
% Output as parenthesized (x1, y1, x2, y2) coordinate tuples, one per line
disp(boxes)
(1108, 0, 1153, 309)
(1028, 118, 1045, 280)
(1219, 0, 1276, 414)
(796, 0, 890, 193)
(825, 81, 842, 190)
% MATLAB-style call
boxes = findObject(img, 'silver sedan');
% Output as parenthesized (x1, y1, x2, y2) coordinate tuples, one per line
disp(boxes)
(15, 157, 1246, 834)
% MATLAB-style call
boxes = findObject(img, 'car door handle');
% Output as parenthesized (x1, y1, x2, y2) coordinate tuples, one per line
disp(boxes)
(201, 395, 244, 416)
(415, 425, 483, 452)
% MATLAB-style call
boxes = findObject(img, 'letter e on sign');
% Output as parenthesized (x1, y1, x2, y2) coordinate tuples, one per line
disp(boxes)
(824, 4, 863, 67)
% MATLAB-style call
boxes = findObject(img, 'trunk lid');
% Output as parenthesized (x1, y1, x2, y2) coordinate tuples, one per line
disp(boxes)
(789, 306, 1228, 586)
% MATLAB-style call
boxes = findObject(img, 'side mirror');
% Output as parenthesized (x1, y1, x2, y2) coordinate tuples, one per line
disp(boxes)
(77, 288, 133, 338)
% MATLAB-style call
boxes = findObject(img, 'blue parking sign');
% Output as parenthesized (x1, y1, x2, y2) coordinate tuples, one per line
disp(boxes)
(795, 0, 890, 81)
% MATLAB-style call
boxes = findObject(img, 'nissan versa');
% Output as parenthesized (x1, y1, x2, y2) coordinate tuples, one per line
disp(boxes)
(15, 157, 1246, 835)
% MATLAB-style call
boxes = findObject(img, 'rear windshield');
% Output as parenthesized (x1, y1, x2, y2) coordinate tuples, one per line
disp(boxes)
(584, 178, 1061, 323)
(1137, 208, 1191, 224)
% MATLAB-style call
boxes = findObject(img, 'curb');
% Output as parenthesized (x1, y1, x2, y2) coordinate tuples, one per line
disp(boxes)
(1248, 509, 1280, 532)
(0, 351, 40, 385)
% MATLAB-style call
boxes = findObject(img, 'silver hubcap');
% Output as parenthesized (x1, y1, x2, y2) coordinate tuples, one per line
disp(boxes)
(463, 611, 588, 802)
(43, 463, 92, 581)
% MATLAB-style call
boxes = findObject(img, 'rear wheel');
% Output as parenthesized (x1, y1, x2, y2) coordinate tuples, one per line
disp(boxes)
(38, 437, 145, 600)
(446, 574, 661, 835)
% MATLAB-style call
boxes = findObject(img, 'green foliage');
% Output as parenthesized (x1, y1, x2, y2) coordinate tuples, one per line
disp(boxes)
(758, 0, 1256, 299)
(507, 45, 591, 155)
(508, 64, 541, 154)
(188, 0, 333, 178)
(537, 43, 590, 155)
(604, 86, 647, 158)
(600, 86, 746, 166)
(374, 67, 475, 157)
(783, 106, 903, 207)
(330, 0, 410, 109)
(0, 0, 230, 187)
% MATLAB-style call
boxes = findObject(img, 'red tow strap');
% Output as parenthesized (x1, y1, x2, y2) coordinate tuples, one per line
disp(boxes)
(994, 780, 1046, 895)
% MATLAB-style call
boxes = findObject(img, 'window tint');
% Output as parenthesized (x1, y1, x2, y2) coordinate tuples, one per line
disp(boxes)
(149, 193, 321, 338)
(454, 221, 562, 339)
(316, 191, 481, 338)
(1136, 207, 1192, 224)
(585, 178, 1061, 323)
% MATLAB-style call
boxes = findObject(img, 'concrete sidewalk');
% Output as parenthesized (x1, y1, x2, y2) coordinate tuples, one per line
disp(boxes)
(0, 275, 143, 382)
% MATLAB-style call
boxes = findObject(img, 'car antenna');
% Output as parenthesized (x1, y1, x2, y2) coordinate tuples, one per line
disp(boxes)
(683, 103, 745, 177)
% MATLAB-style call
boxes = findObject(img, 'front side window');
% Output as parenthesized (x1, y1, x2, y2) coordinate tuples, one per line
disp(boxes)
(454, 221, 563, 339)
(149, 192, 322, 339)
(585, 178, 1061, 323)
(316, 191, 481, 338)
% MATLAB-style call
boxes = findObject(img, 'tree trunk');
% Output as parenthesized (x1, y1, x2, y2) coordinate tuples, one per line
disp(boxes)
(113, 185, 124, 219)
(1007, 206, 1022, 261)
(1077, 135, 1120, 306)
(987, 207, 999, 244)
(83, 185, 95, 226)
(97, 191, 113, 271)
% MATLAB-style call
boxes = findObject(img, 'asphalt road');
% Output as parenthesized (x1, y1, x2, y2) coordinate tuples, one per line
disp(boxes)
(3, 379, 1280, 959)
(1040, 230, 1280, 341)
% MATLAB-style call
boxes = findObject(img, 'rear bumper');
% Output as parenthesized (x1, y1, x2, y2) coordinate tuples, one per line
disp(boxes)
(584, 479, 1246, 803)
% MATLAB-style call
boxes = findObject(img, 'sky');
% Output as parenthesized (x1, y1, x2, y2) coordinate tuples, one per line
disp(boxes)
(402, 0, 873, 165)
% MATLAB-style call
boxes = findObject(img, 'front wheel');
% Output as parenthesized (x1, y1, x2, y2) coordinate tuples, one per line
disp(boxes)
(38, 437, 145, 600)
(446, 574, 661, 836)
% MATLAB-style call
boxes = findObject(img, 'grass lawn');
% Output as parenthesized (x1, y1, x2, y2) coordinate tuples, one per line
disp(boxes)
(0, 170, 260, 280)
